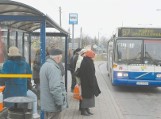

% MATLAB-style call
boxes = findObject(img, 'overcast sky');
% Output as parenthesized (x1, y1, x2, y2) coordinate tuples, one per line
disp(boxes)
(15, 0, 161, 38)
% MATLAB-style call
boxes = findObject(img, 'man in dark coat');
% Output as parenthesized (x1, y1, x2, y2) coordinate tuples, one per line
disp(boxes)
(69, 48, 82, 92)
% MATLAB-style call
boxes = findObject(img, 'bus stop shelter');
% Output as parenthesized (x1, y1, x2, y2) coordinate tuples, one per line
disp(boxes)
(0, 0, 69, 91)
(0, 1, 69, 119)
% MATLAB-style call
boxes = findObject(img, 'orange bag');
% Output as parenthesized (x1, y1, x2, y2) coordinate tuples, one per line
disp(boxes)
(73, 84, 82, 100)
(0, 86, 5, 112)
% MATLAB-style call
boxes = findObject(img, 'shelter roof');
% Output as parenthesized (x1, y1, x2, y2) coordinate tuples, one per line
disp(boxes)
(0, 0, 68, 35)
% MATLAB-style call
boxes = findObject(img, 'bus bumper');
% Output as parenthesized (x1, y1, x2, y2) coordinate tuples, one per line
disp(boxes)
(112, 79, 161, 87)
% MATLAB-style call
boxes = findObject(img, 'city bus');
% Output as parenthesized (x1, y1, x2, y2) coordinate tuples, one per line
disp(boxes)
(107, 27, 161, 86)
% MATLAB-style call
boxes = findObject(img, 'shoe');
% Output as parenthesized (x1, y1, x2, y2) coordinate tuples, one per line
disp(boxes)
(86, 108, 93, 115)
(33, 113, 40, 119)
(81, 109, 90, 116)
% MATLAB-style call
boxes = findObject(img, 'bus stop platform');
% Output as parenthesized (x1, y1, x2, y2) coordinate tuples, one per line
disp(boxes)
(61, 61, 124, 119)
(0, 61, 124, 119)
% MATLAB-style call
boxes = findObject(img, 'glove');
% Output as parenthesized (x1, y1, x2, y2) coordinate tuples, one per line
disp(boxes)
(56, 105, 62, 111)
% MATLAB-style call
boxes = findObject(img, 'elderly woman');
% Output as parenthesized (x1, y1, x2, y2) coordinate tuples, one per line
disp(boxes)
(77, 49, 101, 116)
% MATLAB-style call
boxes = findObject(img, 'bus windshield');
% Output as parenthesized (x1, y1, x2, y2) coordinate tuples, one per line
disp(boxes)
(116, 39, 161, 65)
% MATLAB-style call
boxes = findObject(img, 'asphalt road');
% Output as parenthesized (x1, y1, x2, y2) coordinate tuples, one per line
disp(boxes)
(99, 61, 161, 119)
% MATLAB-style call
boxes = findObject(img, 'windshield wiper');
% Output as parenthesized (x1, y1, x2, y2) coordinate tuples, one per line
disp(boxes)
(144, 52, 158, 65)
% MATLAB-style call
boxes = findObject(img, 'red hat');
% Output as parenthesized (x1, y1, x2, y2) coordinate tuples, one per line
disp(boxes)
(85, 50, 95, 58)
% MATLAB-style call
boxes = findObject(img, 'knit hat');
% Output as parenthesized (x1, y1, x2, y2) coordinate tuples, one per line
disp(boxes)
(8, 46, 21, 56)
(49, 48, 62, 56)
(85, 50, 95, 58)
(73, 48, 82, 55)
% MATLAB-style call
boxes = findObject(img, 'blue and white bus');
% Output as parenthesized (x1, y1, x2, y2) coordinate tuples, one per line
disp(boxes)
(107, 27, 161, 86)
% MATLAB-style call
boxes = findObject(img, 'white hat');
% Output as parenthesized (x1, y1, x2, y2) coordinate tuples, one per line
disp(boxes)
(8, 46, 21, 56)
(79, 49, 87, 55)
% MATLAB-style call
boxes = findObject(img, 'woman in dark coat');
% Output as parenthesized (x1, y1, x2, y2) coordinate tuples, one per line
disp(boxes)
(78, 49, 101, 116)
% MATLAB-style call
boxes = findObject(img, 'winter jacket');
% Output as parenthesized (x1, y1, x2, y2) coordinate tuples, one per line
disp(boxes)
(40, 58, 67, 112)
(2, 56, 32, 99)
(78, 57, 101, 98)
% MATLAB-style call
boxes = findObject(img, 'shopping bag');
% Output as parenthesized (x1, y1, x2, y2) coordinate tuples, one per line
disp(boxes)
(73, 84, 82, 100)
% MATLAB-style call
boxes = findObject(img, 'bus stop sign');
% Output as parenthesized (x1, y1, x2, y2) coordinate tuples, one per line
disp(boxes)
(69, 13, 78, 24)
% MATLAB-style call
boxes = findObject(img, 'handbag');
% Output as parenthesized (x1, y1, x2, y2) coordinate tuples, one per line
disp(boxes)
(73, 84, 82, 100)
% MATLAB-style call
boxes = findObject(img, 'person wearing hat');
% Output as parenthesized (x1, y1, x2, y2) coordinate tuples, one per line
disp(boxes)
(32, 48, 49, 98)
(74, 48, 87, 111)
(40, 48, 67, 119)
(69, 48, 82, 92)
(2, 46, 40, 118)
(75, 49, 87, 74)
(77, 49, 101, 116)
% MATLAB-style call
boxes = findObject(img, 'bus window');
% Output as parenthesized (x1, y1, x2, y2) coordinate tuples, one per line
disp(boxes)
(116, 39, 142, 64)
(144, 40, 161, 65)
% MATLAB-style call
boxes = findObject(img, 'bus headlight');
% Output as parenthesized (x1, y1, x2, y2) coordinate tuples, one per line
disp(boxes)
(117, 72, 123, 77)
(117, 72, 128, 77)
(123, 73, 128, 77)
(156, 74, 161, 78)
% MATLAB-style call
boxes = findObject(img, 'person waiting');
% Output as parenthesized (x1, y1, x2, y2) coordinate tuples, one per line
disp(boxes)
(2, 46, 40, 119)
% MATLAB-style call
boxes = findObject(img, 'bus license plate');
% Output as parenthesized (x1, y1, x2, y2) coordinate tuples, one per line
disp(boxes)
(136, 82, 149, 85)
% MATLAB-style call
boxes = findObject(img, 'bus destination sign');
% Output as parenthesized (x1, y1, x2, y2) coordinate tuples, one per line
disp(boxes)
(118, 27, 161, 38)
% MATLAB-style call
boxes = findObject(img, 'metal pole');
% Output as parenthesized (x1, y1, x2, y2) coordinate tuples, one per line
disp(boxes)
(65, 35, 68, 91)
(28, 33, 31, 66)
(15, 31, 18, 47)
(59, 7, 62, 27)
(40, 16, 46, 64)
(79, 27, 82, 48)
(40, 16, 46, 119)
(7, 29, 10, 51)
(72, 24, 74, 50)
(22, 33, 25, 57)
(98, 31, 100, 46)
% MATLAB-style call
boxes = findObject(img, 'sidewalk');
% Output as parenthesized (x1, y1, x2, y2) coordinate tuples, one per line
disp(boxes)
(61, 61, 124, 119)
